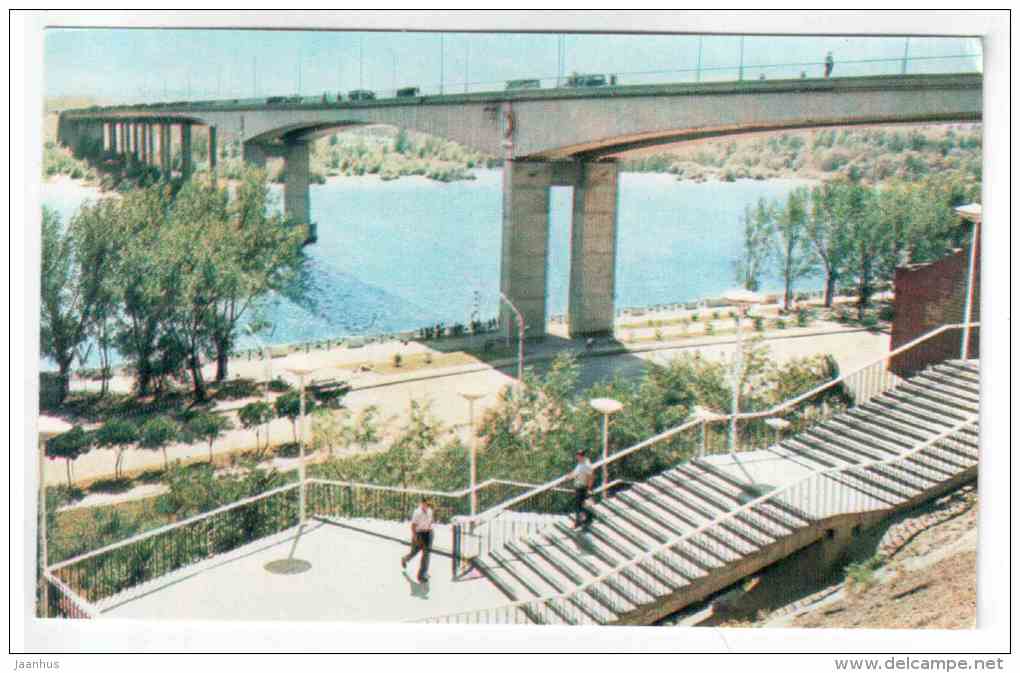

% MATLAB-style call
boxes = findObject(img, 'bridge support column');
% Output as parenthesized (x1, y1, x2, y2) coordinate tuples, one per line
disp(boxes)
(283, 141, 316, 243)
(180, 124, 193, 179)
(146, 124, 155, 166)
(568, 160, 620, 337)
(242, 141, 268, 169)
(208, 126, 218, 184)
(159, 123, 171, 179)
(500, 160, 553, 340)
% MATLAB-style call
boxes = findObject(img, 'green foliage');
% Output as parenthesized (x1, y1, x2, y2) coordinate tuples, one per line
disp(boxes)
(46, 426, 93, 487)
(845, 555, 884, 592)
(274, 390, 317, 443)
(393, 353, 403, 367)
(186, 412, 234, 462)
(267, 377, 292, 393)
(238, 401, 273, 456)
(734, 199, 774, 292)
(138, 415, 180, 470)
(95, 418, 138, 479)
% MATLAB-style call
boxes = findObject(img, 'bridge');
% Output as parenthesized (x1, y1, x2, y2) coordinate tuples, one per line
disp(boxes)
(57, 73, 982, 338)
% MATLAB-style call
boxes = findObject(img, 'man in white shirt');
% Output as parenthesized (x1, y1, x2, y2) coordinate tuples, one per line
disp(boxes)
(572, 450, 596, 530)
(401, 497, 434, 582)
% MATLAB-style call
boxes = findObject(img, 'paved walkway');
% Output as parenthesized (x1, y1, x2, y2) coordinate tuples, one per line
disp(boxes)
(100, 519, 508, 622)
(45, 323, 890, 487)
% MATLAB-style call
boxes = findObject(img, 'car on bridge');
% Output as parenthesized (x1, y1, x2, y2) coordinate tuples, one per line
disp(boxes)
(563, 73, 618, 88)
(396, 86, 421, 98)
(506, 78, 541, 90)
(349, 89, 376, 101)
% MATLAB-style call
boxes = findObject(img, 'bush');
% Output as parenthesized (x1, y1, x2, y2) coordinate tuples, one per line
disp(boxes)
(796, 308, 812, 328)
(267, 377, 292, 393)
(878, 305, 895, 322)
(691, 313, 700, 323)
(774, 319, 788, 330)
(393, 353, 403, 368)
(861, 315, 880, 330)
(753, 316, 765, 332)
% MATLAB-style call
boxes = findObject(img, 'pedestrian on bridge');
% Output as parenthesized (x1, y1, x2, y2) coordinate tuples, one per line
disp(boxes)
(572, 450, 596, 530)
(401, 497, 434, 582)
(824, 51, 835, 78)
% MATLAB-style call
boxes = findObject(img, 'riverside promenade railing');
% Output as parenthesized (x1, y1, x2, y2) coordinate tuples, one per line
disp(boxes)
(45, 482, 301, 615)
(449, 323, 979, 572)
(423, 415, 978, 625)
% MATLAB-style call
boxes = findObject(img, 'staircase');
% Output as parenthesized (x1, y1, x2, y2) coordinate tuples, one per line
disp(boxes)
(458, 360, 979, 626)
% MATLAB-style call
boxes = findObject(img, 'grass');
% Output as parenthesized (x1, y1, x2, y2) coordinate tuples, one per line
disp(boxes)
(844, 555, 885, 593)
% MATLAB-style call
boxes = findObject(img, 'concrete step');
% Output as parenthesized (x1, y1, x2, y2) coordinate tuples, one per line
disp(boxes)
(544, 530, 665, 610)
(942, 359, 981, 378)
(786, 433, 924, 498)
(554, 522, 684, 599)
(690, 460, 815, 529)
(602, 498, 744, 565)
(896, 382, 979, 416)
(828, 414, 962, 478)
(487, 548, 577, 625)
(882, 390, 973, 427)
(920, 369, 981, 400)
(473, 554, 564, 625)
(806, 423, 943, 489)
(620, 486, 765, 556)
(778, 439, 912, 504)
(845, 407, 975, 472)
(864, 397, 979, 445)
(594, 508, 721, 580)
(504, 540, 616, 624)
(910, 375, 981, 408)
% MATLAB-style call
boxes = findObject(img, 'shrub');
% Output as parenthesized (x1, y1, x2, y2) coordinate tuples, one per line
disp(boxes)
(712, 311, 721, 320)
(393, 353, 403, 368)
(691, 313, 700, 323)
(267, 377, 292, 393)
(845, 555, 884, 593)
(705, 323, 715, 336)
(861, 315, 880, 330)
(774, 319, 788, 330)
(754, 316, 765, 332)
(796, 308, 812, 328)
(878, 305, 895, 322)
(654, 329, 663, 342)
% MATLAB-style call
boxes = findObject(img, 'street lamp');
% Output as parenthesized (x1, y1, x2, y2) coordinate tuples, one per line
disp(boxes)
(498, 292, 526, 383)
(459, 390, 486, 515)
(589, 398, 623, 492)
(38, 415, 72, 617)
(722, 288, 764, 452)
(285, 361, 317, 525)
(955, 203, 981, 360)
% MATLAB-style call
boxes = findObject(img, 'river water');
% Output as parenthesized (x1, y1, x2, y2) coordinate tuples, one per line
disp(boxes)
(42, 169, 818, 355)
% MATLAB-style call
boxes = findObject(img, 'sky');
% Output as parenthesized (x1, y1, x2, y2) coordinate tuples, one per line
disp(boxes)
(44, 29, 981, 103)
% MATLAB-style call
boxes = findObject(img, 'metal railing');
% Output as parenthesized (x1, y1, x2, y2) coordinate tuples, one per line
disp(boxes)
(307, 477, 571, 525)
(421, 414, 977, 625)
(47, 482, 301, 609)
(449, 322, 977, 572)
(44, 570, 99, 619)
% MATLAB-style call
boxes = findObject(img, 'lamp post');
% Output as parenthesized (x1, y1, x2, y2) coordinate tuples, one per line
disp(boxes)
(459, 390, 486, 515)
(589, 398, 623, 492)
(722, 289, 763, 452)
(499, 292, 526, 382)
(38, 416, 71, 617)
(286, 362, 317, 524)
(955, 203, 981, 360)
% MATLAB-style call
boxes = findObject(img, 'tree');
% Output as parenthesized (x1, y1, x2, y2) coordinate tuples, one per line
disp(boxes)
(238, 401, 274, 457)
(381, 399, 442, 487)
(186, 412, 235, 463)
(311, 408, 347, 457)
(274, 390, 317, 444)
(772, 187, 817, 311)
(734, 199, 774, 292)
(138, 416, 180, 471)
(806, 182, 855, 307)
(46, 426, 93, 488)
(95, 419, 138, 480)
(843, 188, 889, 320)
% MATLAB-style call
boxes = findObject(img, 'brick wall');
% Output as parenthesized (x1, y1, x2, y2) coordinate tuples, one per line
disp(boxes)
(890, 228, 980, 376)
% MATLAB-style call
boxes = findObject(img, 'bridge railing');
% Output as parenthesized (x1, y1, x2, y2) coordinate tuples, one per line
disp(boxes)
(421, 414, 978, 625)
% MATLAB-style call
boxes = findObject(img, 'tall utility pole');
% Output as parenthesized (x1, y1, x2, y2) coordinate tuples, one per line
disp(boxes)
(297, 51, 302, 96)
(187, 67, 191, 98)
(439, 33, 445, 94)
(557, 34, 565, 86)
(738, 36, 745, 81)
(901, 37, 910, 74)
(217, 66, 222, 98)
(390, 50, 397, 92)
(252, 56, 257, 97)
(359, 36, 364, 89)
(338, 56, 342, 93)
(696, 35, 703, 82)
(464, 40, 469, 93)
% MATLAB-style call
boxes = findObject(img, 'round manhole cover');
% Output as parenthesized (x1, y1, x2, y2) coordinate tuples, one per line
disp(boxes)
(264, 559, 312, 575)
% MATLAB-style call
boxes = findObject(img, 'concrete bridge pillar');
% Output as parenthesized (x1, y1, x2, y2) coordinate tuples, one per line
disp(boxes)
(146, 124, 155, 166)
(159, 123, 171, 179)
(120, 123, 128, 159)
(103, 122, 112, 154)
(283, 141, 315, 242)
(568, 160, 620, 337)
(208, 126, 218, 184)
(242, 141, 268, 169)
(180, 124, 193, 179)
(500, 160, 553, 340)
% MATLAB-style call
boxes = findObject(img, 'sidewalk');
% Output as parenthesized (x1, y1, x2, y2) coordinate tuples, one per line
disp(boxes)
(46, 321, 890, 487)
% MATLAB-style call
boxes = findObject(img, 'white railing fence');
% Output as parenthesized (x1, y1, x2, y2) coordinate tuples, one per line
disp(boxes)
(449, 323, 978, 572)
(423, 414, 977, 625)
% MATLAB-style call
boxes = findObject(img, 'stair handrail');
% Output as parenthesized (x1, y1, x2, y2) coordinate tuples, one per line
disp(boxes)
(459, 416, 706, 528)
(423, 413, 977, 623)
(454, 321, 978, 532)
(732, 321, 979, 423)
(307, 477, 571, 498)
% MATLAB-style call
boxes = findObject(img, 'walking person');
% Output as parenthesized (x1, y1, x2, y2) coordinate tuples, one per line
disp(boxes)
(401, 497, 434, 582)
(572, 450, 596, 530)
(824, 51, 834, 78)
